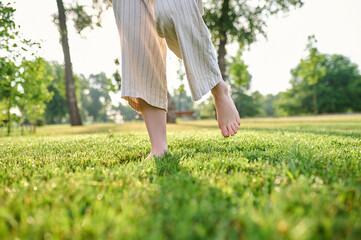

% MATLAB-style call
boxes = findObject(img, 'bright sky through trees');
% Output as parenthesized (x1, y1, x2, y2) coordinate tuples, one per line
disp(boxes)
(13, 0, 361, 103)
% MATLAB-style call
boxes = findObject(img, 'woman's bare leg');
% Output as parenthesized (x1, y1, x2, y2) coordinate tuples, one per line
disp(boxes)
(211, 80, 241, 138)
(139, 99, 168, 159)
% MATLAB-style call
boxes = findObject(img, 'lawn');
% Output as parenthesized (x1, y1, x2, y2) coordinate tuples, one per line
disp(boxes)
(1, 115, 360, 239)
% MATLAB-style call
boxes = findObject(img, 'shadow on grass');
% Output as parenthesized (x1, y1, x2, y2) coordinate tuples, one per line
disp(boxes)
(154, 152, 182, 176)
(149, 152, 241, 239)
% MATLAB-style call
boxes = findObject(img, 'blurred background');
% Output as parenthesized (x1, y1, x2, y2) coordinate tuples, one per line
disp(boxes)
(1, 0, 361, 135)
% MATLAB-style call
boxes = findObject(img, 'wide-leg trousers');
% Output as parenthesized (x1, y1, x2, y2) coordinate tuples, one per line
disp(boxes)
(112, 0, 222, 112)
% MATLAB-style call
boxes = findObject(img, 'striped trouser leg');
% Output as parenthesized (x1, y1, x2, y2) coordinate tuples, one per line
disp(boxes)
(113, 0, 222, 112)
(155, 0, 222, 101)
(113, 0, 168, 112)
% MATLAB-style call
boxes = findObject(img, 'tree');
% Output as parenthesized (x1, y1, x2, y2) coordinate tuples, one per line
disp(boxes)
(196, 96, 216, 119)
(262, 94, 279, 117)
(44, 62, 69, 124)
(53, 0, 111, 126)
(278, 53, 361, 115)
(293, 35, 326, 114)
(317, 55, 361, 113)
(203, 0, 304, 81)
(0, 1, 38, 136)
(18, 58, 54, 133)
(112, 104, 137, 122)
(232, 89, 264, 117)
(167, 92, 177, 123)
(228, 50, 263, 117)
(80, 73, 112, 122)
(170, 60, 194, 120)
(228, 50, 252, 88)
(0, 58, 18, 136)
(173, 85, 194, 113)
(0, 99, 6, 125)
(55, 0, 82, 126)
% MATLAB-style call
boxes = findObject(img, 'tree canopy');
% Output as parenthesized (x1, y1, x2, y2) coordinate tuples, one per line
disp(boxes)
(278, 53, 361, 115)
(0, 1, 39, 135)
(203, 0, 304, 80)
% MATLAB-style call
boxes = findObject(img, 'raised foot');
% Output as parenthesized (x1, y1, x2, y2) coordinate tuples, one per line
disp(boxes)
(211, 80, 241, 138)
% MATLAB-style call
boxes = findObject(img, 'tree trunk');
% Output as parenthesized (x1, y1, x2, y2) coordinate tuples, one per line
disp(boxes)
(167, 91, 176, 123)
(7, 87, 11, 137)
(217, 38, 228, 81)
(313, 85, 318, 115)
(33, 110, 36, 133)
(20, 110, 24, 136)
(56, 0, 82, 126)
(216, 0, 230, 82)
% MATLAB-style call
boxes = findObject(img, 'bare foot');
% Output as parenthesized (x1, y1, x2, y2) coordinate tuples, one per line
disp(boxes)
(211, 80, 241, 138)
(139, 99, 168, 160)
(146, 149, 168, 160)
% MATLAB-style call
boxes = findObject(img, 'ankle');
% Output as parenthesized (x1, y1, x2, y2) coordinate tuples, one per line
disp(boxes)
(151, 145, 168, 156)
(211, 80, 229, 98)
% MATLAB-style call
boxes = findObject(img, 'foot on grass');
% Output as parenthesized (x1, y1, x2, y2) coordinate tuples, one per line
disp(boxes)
(211, 80, 241, 138)
(146, 149, 168, 160)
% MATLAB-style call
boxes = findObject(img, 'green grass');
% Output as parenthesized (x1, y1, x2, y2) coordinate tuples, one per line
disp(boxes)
(1, 115, 360, 239)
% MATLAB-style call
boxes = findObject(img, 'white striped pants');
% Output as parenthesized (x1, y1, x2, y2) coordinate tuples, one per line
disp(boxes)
(112, 0, 222, 112)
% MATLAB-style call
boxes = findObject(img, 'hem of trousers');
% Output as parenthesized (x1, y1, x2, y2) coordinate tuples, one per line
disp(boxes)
(191, 75, 223, 102)
(121, 95, 168, 113)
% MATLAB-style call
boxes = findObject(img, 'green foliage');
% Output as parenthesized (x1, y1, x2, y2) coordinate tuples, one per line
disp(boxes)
(0, 57, 19, 135)
(1, 1, 40, 135)
(44, 69, 119, 124)
(0, 1, 39, 60)
(1, 116, 361, 239)
(176, 59, 186, 83)
(291, 36, 326, 114)
(44, 62, 68, 124)
(0, 1, 21, 59)
(18, 58, 54, 132)
(196, 96, 216, 119)
(112, 103, 137, 122)
(296, 36, 326, 86)
(229, 51, 251, 88)
(172, 59, 194, 116)
(319, 55, 361, 113)
(173, 86, 194, 113)
(278, 53, 361, 115)
(52, 0, 112, 35)
(227, 50, 264, 117)
(261, 93, 280, 117)
(0, 101, 6, 124)
(203, 0, 304, 47)
(232, 89, 265, 117)
(75, 73, 113, 123)
(202, 0, 304, 85)
(0, 58, 17, 102)
(0, 2, 16, 50)
(111, 58, 121, 92)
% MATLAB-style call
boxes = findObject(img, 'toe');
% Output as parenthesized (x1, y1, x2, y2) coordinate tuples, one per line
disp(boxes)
(236, 117, 241, 126)
(227, 125, 235, 136)
(233, 122, 239, 132)
(231, 124, 238, 134)
(220, 125, 229, 138)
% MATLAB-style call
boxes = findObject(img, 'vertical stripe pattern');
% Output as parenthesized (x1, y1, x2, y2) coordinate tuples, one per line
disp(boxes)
(113, 0, 168, 112)
(113, 0, 222, 112)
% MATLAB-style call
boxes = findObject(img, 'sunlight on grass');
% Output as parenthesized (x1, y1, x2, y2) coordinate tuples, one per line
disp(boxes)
(0, 115, 360, 239)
